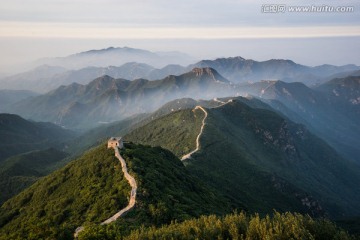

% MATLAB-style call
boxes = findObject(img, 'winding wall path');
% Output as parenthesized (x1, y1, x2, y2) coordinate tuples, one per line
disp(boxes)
(74, 146, 137, 237)
(101, 146, 137, 224)
(213, 98, 233, 108)
(180, 99, 233, 161)
(181, 106, 208, 161)
(213, 98, 226, 105)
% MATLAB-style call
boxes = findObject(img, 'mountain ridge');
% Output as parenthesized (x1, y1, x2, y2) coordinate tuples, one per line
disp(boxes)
(190, 57, 360, 84)
(7, 68, 234, 129)
(34, 46, 195, 70)
(239, 79, 360, 163)
(125, 98, 360, 217)
(2, 52, 359, 92)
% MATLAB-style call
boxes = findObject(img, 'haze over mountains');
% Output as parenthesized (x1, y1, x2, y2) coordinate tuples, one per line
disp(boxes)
(1, 97, 359, 239)
(34, 47, 195, 69)
(1, 47, 359, 93)
(3, 62, 359, 163)
(0, 113, 74, 162)
(241, 78, 360, 163)
(0, 90, 38, 112)
(1, 46, 360, 239)
(5, 68, 233, 129)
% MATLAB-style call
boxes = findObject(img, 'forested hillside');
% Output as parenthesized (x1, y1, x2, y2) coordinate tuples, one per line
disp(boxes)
(125, 99, 360, 218)
(78, 211, 354, 240)
(0, 148, 68, 204)
(0, 143, 229, 239)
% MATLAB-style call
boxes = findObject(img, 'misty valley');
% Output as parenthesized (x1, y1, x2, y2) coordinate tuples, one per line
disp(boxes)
(0, 46, 360, 239)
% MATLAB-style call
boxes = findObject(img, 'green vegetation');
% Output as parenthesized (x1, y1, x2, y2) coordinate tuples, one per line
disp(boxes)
(120, 143, 229, 226)
(0, 113, 76, 204)
(126, 109, 204, 158)
(0, 148, 68, 204)
(336, 217, 360, 236)
(67, 98, 203, 157)
(1, 96, 359, 239)
(0, 113, 74, 162)
(125, 99, 360, 218)
(0, 143, 229, 239)
(78, 211, 354, 240)
(194, 100, 360, 217)
(0, 144, 130, 239)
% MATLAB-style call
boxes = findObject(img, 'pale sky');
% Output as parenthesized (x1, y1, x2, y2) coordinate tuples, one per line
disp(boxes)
(0, 0, 359, 73)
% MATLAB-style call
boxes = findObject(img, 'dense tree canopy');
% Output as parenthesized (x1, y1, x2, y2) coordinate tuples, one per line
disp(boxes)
(78, 211, 354, 240)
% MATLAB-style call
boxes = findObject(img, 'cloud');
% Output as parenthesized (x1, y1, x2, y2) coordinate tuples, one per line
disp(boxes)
(0, 0, 358, 27)
(0, 0, 358, 70)
(0, 22, 359, 39)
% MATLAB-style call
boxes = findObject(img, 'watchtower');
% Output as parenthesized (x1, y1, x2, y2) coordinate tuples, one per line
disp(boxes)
(107, 137, 124, 149)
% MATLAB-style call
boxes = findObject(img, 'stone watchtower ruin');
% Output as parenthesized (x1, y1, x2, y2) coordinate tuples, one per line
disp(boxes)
(107, 137, 124, 149)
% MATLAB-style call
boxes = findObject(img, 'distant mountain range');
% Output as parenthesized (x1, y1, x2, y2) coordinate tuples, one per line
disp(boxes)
(34, 46, 195, 69)
(0, 63, 184, 93)
(1, 50, 359, 93)
(4, 66, 359, 163)
(191, 57, 359, 84)
(4, 67, 359, 164)
(6, 68, 234, 129)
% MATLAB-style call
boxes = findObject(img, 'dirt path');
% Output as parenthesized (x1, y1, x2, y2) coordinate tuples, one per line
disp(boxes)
(181, 106, 208, 161)
(74, 146, 137, 237)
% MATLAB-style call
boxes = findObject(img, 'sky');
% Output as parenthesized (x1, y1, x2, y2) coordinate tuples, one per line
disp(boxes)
(0, 0, 359, 74)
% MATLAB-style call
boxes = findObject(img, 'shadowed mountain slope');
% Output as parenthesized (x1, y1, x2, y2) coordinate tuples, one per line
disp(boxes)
(0, 148, 68, 204)
(240, 80, 360, 163)
(0, 113, 74, 162)
(125, 99, 360, 218)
